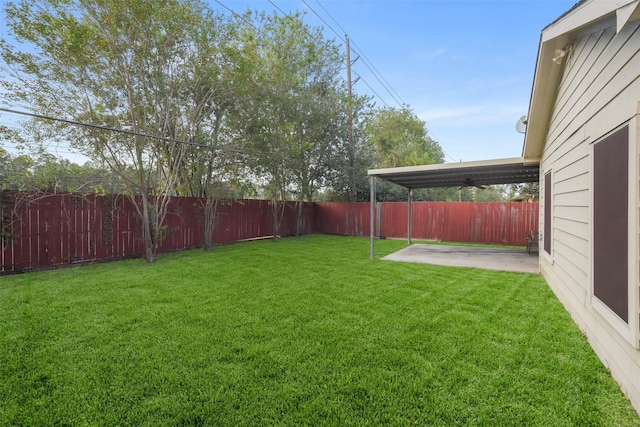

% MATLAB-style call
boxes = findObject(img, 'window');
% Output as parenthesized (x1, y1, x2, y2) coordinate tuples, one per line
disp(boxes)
(593, 125, 628, 323)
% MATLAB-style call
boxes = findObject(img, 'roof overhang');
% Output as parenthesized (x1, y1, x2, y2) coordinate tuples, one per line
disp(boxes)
(368, 157, 539, 190)
(523, 0, 640, 162)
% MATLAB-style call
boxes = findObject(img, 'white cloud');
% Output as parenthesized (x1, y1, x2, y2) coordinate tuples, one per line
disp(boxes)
(417, 101, 528, 128)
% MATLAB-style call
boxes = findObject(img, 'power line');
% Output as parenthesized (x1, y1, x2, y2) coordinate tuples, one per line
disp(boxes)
(354, 73, 389, 108)
(300, 0, 344, 42)
(0, 107, 209, 148)
(267, 0, 288, 17)
(426, 128, 460, 163)
(303, 1, 458, 161)
(313, 0, 347, 36)
(0, 107, 302, 165)
(347, 37, 406, 106)
(212, 0, 272, 44)
(301, 0, 404, 108)
(312, 0, 404, 105)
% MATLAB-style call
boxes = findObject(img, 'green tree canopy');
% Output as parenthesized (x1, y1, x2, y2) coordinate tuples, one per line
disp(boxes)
(366, 106, 444, 168)
(0, 0, 235, 262)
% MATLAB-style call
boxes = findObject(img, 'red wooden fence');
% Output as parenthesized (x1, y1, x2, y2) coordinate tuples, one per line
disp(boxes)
(315, 201, 539, 246)
(1, 192, 313, 274)
(314, 202, 372, 236)
(1, 191, 538, 274)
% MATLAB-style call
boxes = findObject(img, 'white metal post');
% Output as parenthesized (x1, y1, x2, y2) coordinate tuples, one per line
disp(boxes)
(407, 188, 413, 245)
(370, 176, 376, 259)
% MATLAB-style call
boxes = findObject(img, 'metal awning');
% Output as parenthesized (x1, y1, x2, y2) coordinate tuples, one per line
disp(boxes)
(368, 157, 540, 190)
(367, 157, 541, 259)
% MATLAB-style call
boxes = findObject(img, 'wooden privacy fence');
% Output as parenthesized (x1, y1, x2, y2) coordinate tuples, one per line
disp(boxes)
(1, 191, 313, 274)
(315, 201, 539, 246)
(1, 191, 538, 274)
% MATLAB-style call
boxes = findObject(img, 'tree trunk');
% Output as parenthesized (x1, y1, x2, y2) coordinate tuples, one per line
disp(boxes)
(295, 200, 303, 237)
(140, 195, 157, 263)
(203, 197, 218, 251)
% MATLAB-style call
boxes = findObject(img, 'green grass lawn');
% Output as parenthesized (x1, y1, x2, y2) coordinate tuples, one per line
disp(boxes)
(1, 235, 639, 426)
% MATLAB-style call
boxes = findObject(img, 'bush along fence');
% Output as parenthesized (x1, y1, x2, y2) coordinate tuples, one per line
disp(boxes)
(1, 191, 538, 274)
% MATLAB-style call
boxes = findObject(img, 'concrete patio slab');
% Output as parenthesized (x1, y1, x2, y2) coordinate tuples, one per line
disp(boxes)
(382, 244, 539, 274)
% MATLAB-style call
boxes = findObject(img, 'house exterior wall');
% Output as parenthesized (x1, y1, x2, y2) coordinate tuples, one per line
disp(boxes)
(539, 16, 640, 412)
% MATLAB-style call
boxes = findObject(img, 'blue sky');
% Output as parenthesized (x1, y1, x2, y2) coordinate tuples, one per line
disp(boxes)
(217, 0, 577, 162)
(1, 0, 578, 163)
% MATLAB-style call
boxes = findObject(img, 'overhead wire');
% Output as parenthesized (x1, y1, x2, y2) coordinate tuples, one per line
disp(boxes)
(213, 1, 460, 162)
(311, 0, 405, 106)
(214, 0, 397, 112)
(427, 128, 460, 163)
(313, 0, 347, 36)
(346, 37, 406, 106)
(302, 0, 405, 107)
(0, 106, 210, 148)
(0, 107, 301, 166)
(212, 0, 274, 45)
(2, 1, 461, 163)
(298, 0, 344, 42)
(353, 72, 389, 108)
(303, 0, 460, 162)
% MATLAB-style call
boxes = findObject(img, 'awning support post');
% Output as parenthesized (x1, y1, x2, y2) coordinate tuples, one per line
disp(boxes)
(370, 176, 376, 260)
(407, 188, 413, 245)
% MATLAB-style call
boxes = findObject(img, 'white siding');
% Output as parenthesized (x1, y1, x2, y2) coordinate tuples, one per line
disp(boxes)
(540, 18, 640, 413)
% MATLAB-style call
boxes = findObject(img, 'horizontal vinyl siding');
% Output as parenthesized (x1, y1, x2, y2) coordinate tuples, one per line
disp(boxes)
(547, 22, 640, 148)
(554, 228, 589, 256)
(553, 216, 589, 243)
(541, 17, 640, 415)
(554, 172, 589, 196)
(553, 188, 588, 207)
(554, 205, 589, 224)
(543, 20, 640, 284)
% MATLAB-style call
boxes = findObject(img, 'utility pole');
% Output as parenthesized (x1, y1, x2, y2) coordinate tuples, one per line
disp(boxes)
(346, 34, 359, 202)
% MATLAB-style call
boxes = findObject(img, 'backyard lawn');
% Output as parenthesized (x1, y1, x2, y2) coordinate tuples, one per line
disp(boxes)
(1, 235, 639, 426)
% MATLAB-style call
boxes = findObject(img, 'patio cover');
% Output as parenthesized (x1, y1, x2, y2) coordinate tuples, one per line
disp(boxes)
(368, 157, 540, 190)
(367, 157, 540, 259)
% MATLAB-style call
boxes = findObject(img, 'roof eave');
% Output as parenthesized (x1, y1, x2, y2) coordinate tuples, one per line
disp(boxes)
(522, 33, 569, 164)
(522, 0, 633, 162)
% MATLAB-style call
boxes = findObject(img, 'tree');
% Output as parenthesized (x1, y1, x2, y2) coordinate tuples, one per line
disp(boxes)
(361, 106, 447, 201)
(0, 149, 123, 194)
(162, 10, 241, 251)
(321, 94, 375, 202)
(473, 185, 506, 202)
(0, 0, 231, 262)
(231, 11, 347, 236)
(366, 106, 444, 168)
(508, 182, 539, 201)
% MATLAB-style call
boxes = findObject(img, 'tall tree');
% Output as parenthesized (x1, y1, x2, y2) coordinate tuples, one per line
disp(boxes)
(361, 106, 447, 201)
(366, 106, 444, 168)
(231, 11, 346, 236)
(0, 0, 230, 262)
(322, 94, 375, 202)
